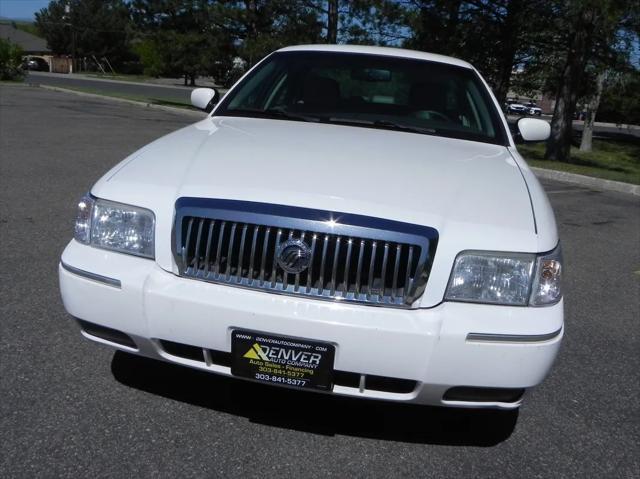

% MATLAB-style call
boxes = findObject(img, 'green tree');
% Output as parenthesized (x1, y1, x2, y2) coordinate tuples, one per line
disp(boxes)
(544, 0, 637, 162)
(35, 0, 133, 69)
(131, 0, 236, 85)
(0, 38, 25, 81)
(218, 1, 322, 67)
(405, 0, 556, 104)
(597, 69, 640, 125)
(295, 1, 406, 46)
(335, 0, 408, 45)
(132, 38, 164, 77)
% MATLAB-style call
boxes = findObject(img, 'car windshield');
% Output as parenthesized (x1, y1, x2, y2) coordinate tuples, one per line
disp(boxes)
(216, 51, 506, 145)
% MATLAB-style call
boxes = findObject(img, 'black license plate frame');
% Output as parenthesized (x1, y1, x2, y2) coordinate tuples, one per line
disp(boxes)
(231, 330, 335, 391)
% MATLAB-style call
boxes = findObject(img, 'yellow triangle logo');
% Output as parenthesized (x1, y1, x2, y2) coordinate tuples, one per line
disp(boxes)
(243, 343, 269, 361)
(243, 346, 260, 359)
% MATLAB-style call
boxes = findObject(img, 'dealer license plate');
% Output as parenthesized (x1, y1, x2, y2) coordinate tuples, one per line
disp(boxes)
(231, 330, 335, 391)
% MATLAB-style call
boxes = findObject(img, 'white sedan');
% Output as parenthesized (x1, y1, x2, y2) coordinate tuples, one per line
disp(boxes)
(525, 103, 543, 116)
(506, 101, 528, 115)
(59, 45, 562, 410)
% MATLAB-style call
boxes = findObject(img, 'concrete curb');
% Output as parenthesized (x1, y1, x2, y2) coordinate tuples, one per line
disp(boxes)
(28, 71, 225, 90)
(36, 84, 206, 118)
(531, 167, 640, 196)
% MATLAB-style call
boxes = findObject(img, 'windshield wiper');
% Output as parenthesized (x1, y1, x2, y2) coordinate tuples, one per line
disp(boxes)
(326, 117, 436, 135)
(224, 107, 319, 123)
(372, 120, 436, 134)
(266, 108, 322, 122)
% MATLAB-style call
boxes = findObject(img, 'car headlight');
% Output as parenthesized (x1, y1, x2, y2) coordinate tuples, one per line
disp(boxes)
(445, 245, 562, 306)
(74, 194, 155, 259)
(529, 246, 563, 306)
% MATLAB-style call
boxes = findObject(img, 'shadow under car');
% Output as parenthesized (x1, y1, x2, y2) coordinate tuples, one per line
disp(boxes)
(111, 351, 519, 447)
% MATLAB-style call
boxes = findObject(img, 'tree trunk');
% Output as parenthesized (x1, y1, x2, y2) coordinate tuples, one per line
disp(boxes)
(245, 0, 258, 66)
(189, 74, 196, 87)
(579, 70, 606, 152)
(327, 0, 338, 44)
(545, 8, 596, 163)
(545, 74, 575, 162)
(444, 0, 462, 54)
(493, 0, 523, 105)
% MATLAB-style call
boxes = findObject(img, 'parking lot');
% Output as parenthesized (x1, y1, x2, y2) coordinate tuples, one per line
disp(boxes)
(1, 85, 638, 478)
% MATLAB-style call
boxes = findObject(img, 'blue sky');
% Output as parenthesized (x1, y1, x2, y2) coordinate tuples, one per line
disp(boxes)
(0, 0, 51, 20)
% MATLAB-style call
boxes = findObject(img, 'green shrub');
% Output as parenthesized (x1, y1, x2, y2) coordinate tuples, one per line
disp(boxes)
(132, 38, 164, 78)
(0, 37, 25, 81)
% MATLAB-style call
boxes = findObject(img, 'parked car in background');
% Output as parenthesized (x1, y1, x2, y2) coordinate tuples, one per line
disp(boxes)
(525, 102, 543, 116)
(60, 45, 562, 412)
(505, 100, 527, 115)
(22, 56, 49, 72)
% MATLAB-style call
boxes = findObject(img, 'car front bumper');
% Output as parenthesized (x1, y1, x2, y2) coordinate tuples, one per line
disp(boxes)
(59, 240, 563, 409)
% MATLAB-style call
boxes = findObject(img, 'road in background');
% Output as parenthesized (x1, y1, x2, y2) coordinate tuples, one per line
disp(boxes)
(1, 85, 639, 478)
(26, 71, 195, 105)
(27, 71, 639, 139)
(506, 114, 640, 139)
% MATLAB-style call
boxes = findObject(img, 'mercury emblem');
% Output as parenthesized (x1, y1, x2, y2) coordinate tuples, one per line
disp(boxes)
(276, 238, 312, 274)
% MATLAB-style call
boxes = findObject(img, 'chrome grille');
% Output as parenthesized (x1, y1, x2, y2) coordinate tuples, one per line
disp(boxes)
(173, 199, 438, 308)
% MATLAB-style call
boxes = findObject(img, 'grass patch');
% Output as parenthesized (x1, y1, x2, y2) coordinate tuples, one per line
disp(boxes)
(517, 139, 640, 185)
(84, 73, 157, 83)
(43, 85, 194, 110)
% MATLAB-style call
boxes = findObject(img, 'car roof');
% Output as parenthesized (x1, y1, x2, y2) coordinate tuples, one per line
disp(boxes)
(277, 44, 474, 70)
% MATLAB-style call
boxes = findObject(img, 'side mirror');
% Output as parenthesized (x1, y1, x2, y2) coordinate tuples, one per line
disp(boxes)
(516, 117, 550, 142)
(191, 88, 219, 112)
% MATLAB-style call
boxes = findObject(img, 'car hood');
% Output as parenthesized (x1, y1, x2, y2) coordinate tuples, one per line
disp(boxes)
(93, 116, 539, 305)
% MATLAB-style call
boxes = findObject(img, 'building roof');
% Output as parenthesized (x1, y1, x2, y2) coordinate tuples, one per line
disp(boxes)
(0, 23, 49, 53)
(277, 44, 473, 70)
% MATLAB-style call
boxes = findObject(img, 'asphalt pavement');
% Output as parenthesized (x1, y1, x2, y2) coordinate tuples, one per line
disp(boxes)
(26, 71, 196, 105)
(1, 84, 639, 478)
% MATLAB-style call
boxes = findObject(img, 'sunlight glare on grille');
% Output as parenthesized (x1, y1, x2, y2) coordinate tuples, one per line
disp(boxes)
(179, 217, 424, 307)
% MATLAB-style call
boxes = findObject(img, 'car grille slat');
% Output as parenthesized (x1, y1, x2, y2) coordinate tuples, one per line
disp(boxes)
(295, 231, 305, 291)
(330, 236, 341, 296)
(182, 217, 194, 269)
(237, 223, 247, 282)
(380, 242, 389, 298)
(174, 199, 437, 308)
(392, 244, 401, 298)
(271, 228, 282, 287)
(343, 238, 353, 295)
(214, 221, 225, 275)
(248, 225, 259, 282)
(226, 223, 237, 279)
(405, 246, 414, 295)
(306, 234, 317, 293)
(193, 218, 205, 272)
(318, 235, 329, 292)
(355, 239, 365, 296)
(259, 226, 270, 285)
(368, 241, 377, 299)
(203, 220, 215, 276)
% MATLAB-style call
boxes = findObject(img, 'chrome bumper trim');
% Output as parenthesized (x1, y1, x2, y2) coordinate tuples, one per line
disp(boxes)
(60, 262, 121, 288)
(466, 327, 562, 343)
